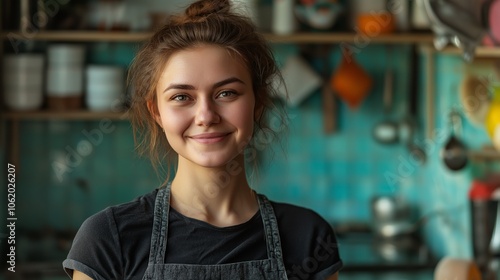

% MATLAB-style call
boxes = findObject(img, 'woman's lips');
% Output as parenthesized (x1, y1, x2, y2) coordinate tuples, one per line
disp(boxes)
(189, 132, 230, 144)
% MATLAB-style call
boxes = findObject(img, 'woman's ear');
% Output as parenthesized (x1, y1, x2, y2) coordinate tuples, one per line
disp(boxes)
(147, 100, 162, 128)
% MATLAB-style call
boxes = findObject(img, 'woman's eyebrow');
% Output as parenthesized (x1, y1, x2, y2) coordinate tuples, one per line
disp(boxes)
(212, 77, 245, 89)
(163, 77, 245, 93)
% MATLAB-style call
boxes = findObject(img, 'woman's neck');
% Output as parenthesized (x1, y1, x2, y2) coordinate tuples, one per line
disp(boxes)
(169, 156, 258, 227)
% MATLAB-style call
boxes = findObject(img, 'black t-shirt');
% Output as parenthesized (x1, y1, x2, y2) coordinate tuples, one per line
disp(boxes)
(63, 189, 343, 280)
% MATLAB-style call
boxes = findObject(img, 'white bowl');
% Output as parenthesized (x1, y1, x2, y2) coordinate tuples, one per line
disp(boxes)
(87, 83, 124, 98)
(47, 66, 83, 97)
(47, 44, 86, 67)
(86, 96, 123, 111)
(86, 65, 125, 84)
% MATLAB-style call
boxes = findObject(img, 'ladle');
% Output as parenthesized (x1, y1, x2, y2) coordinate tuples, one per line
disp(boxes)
(372, 69, 398, 144)
(373, 46, 400, 144)
(442, 110, 468, 171)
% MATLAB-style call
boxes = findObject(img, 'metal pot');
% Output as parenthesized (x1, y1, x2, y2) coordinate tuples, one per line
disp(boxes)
(374, 219, 420, 238)
(371, 195, 417, 238)
(371, 196, 411, 222)
(373, 235, 421, 262)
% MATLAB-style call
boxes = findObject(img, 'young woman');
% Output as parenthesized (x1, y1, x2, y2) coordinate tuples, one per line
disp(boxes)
(63, 0, 342, 279)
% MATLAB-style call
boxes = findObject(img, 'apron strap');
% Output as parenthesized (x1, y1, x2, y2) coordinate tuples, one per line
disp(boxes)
(257, 194, 286, 270)
(147, 184, 171, 264)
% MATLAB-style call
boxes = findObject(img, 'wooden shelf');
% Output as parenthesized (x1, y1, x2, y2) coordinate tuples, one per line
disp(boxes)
(440, 46, 500, 58)
(1, 31, 152, 42)
(265, 32, 435, 44)
(6, 31, 499, 56)
(1, 110, 129, 121)
(2, 31, 436, 44)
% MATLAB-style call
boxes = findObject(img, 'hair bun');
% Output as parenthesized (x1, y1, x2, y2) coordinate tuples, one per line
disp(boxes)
(185, 0, 231, 20)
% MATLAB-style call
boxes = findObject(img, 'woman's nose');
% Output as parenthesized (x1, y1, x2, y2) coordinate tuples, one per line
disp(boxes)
(195, 99, 220, 126)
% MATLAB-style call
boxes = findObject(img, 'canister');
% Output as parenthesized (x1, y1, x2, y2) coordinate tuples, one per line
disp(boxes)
(272, 0, 296, 35)
(2, 54, 44, 110)
(46, 44, 86, 110)
(85, 65, 125, 111)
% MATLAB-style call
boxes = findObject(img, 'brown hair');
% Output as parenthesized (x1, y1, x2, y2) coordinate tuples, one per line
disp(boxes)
(128, 0, 287, 180)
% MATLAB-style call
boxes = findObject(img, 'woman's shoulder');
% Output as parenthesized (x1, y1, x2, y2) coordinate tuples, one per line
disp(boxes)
(107, 188, 158, 218)
(270, 200, 332, 230)
(64, 188, 159, 279)
(80, 188, 158, 232)
(267, 198, 343, 278)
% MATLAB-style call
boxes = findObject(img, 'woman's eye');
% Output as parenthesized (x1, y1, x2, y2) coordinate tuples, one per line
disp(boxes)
(218, 90, 237, 98)
(171, 94, 190, 102)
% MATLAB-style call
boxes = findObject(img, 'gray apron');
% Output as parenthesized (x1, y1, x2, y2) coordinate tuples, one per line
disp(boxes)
(142, 184, 288, 280)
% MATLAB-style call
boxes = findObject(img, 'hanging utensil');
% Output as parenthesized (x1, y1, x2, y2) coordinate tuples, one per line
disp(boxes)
(403, 45, 426, 163)
(373, 68, 398, 144)
(441, 110, 468, 171)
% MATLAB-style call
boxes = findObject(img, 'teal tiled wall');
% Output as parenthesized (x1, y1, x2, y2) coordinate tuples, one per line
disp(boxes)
(13, 44, 493, 262)
(257, 50, 493, 260)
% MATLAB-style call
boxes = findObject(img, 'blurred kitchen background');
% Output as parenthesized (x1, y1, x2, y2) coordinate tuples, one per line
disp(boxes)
(2, 0, 500, 279)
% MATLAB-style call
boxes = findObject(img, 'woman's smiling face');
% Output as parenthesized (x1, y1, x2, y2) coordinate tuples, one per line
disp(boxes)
(151, 44, 257, 168)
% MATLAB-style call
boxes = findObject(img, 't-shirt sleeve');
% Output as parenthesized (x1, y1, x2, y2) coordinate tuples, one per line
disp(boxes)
(299, 213, 343, 280)
(62, 208, 123, 280)
(275, 203, 343, 280)
(306, 224, 343, 280)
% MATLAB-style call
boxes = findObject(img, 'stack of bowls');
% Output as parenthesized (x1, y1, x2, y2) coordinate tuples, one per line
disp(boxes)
(3, 54, 45, 110)
(86, 65, 125, 111)
(46, 44, 85, 110)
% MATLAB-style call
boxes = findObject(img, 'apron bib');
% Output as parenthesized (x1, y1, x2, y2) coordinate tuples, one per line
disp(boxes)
(142, 184, 288, 280)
